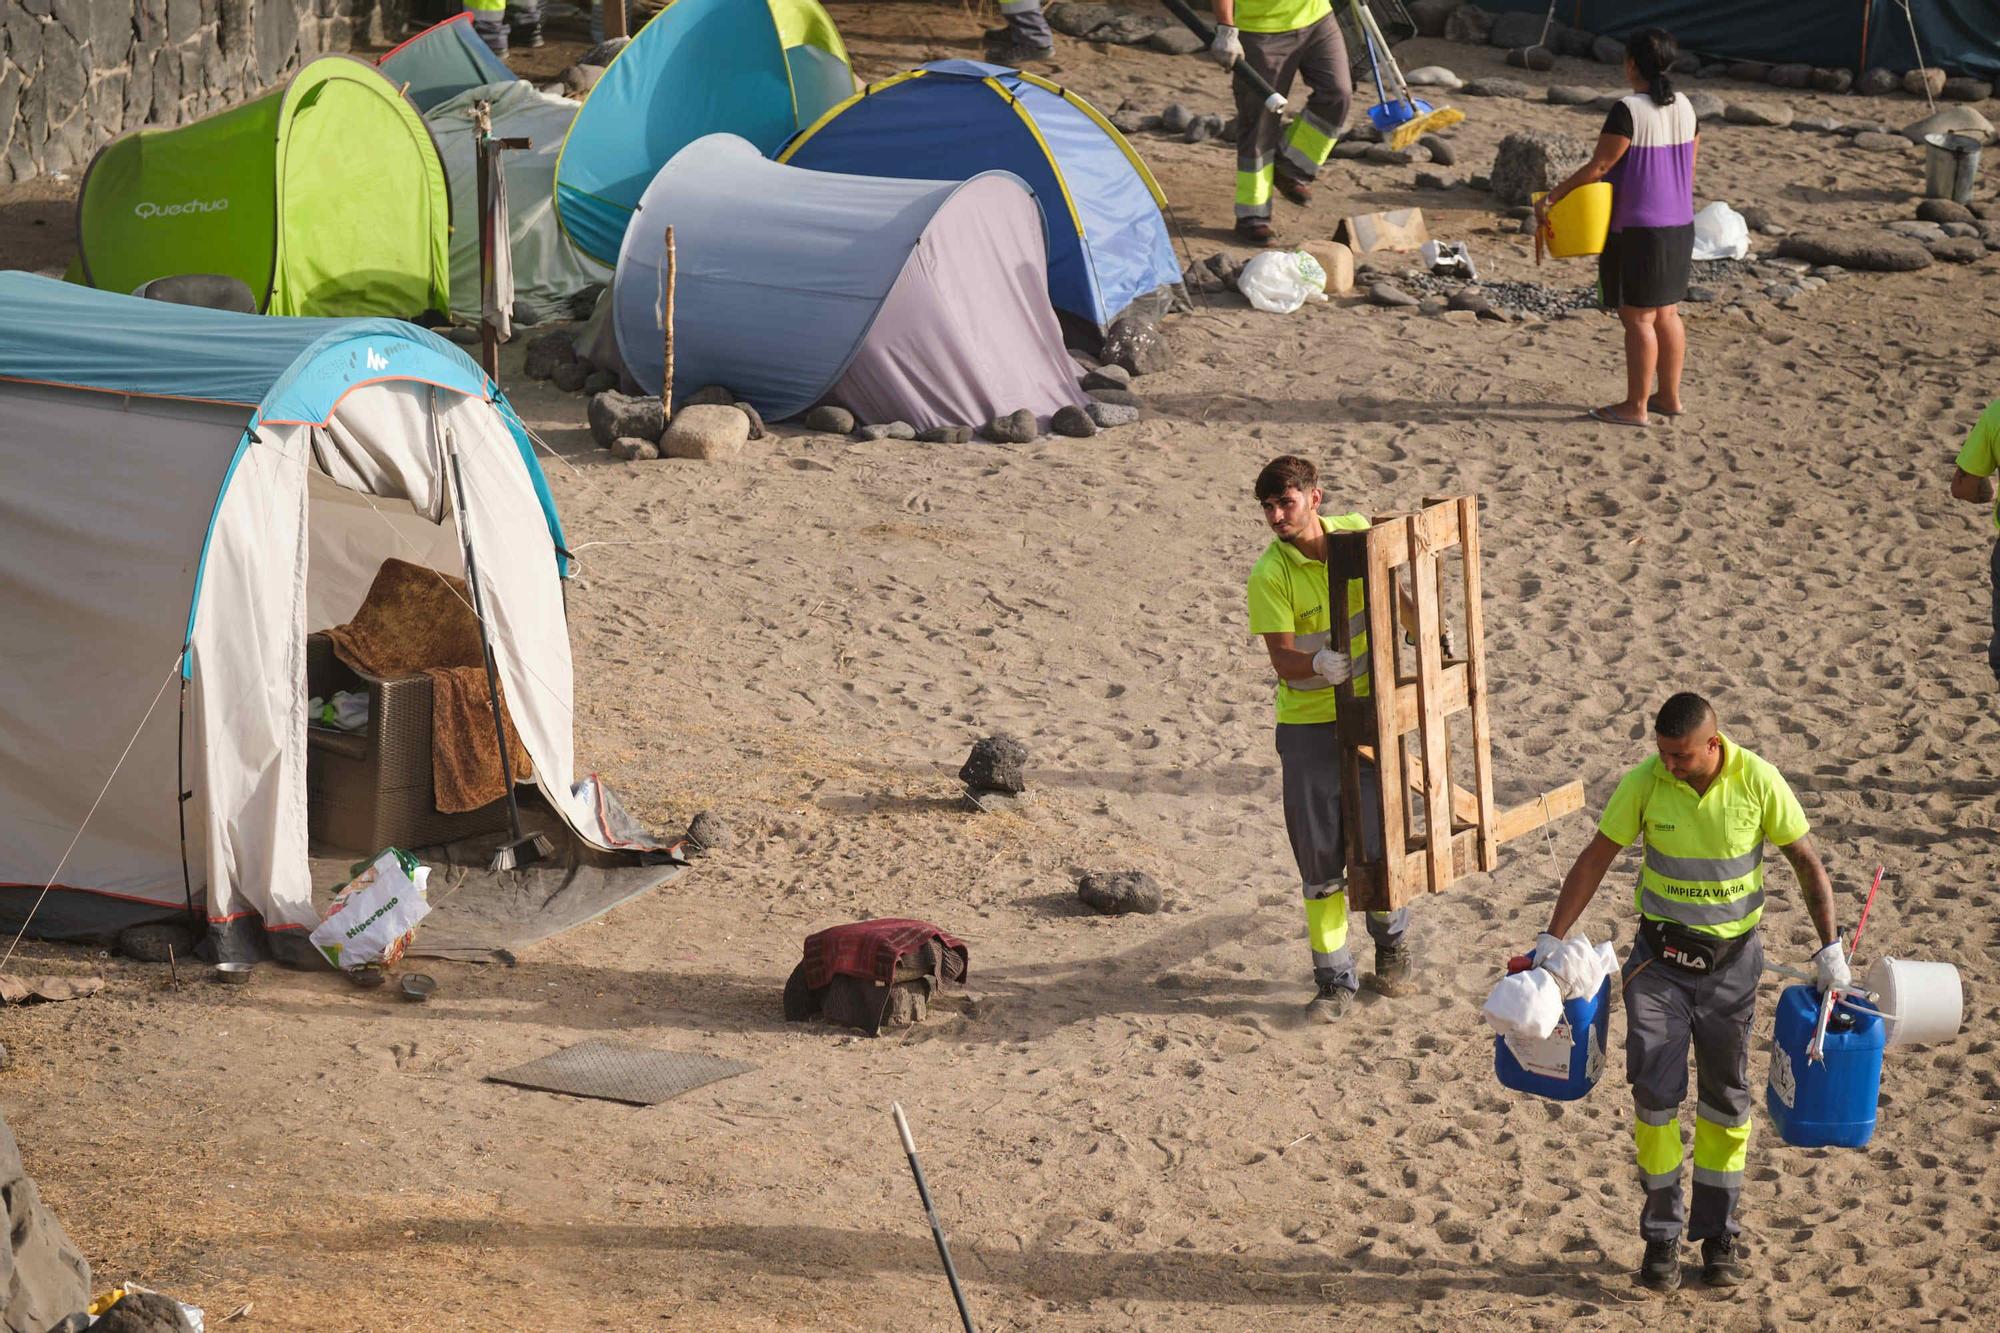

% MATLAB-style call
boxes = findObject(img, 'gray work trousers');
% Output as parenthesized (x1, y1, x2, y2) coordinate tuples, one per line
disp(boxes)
(1276, 721, 1406, 991)
(1623, 928, 1763, 1242)
(1233, 14, 1353, 220)
(998, 0, 1054, 47)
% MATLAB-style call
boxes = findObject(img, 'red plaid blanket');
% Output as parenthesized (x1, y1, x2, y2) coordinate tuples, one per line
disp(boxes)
(802, 918, 967, 990)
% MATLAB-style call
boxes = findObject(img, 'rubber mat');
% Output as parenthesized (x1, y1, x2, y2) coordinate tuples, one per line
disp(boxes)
(487, 1040, 755, 1106)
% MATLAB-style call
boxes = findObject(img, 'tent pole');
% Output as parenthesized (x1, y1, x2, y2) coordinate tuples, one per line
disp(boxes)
(476, 102, 498, 382)
(1858, 0, 1872, 76)
(661, 224, 675, 419)
(446, 437, 551, 873)
(175, 647, 200, 932)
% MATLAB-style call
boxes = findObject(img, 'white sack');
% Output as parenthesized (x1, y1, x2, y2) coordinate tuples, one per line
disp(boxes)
(1237, 250, 1330, 314)
(1691, 201, 1750, 260)
(1482, 967, 1565, 1041)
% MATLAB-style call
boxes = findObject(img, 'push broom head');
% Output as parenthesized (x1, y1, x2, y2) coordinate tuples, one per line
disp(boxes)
(1389, 105, 1465, 150)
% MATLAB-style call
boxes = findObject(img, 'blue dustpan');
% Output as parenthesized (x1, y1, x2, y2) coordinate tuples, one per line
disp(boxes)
(1368, 96, 1435, 133)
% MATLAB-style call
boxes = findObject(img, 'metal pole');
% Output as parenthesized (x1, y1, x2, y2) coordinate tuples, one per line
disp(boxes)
(892, 1103, 976, 1333)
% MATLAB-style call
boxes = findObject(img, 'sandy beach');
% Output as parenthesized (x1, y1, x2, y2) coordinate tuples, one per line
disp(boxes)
(3, 4, 1999, 1327)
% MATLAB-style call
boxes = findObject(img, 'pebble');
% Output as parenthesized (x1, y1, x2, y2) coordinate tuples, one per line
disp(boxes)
(1417, 134, 1455, 166)
(1943, 221, 1983, 239)
(803, 405, 855, 434)
(1365, 145, 1415, 165)
(1087, 401, 1141, 428)
(687, 810, 737, 851)
(916, 425, 975, 443)
(1685, 286, 1717, 303)
(1464, 77, 1533, 99)
(1369, 282, 1419, 307)
(610, 436, 658, 461)
(980, 409, 1038, 444)
(1792, 116, 1841, 134)
(1418, 296, 1448, 316)
(1050, 404, 1098, 438)
(1081, 364, 1132, 390)
(1917, 198, 1976, 225)
(1851, 132, 1908, 152)
(1415, 171, 1456, 190)
(734, 401, 766, 439)
(1161, 103, 1193, 134)
(1077, 870, 1165, 916)
(856, 422, 916, 441)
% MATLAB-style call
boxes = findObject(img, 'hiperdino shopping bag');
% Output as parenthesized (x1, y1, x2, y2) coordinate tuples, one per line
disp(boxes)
(309, 848, 432, 970)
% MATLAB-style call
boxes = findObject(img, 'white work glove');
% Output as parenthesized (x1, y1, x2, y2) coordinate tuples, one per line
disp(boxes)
(1812, 938, 1852, 993)
(1532, 932, 1563, 968)
(1310, 646, 1351, 685)
(1208, 23, 1242, 68)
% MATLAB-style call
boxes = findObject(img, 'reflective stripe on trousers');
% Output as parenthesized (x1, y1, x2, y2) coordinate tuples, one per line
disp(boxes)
(1235, 14, 1353, 204)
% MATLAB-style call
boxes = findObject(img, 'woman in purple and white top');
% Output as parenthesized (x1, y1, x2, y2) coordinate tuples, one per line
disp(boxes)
(1538, 29, 1699, 428)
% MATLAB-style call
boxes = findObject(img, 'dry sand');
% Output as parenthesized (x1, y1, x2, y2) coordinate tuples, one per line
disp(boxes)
(5, 5, 2000, 1328)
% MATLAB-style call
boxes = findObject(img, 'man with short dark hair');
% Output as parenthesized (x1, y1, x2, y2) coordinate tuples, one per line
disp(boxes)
(1950, 397, 2000, 683)
(1537, 693, 1845, 1290)
(1246, 455, 1414, 1020)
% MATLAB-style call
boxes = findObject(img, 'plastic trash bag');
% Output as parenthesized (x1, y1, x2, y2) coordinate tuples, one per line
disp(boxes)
(1420, 238, 1479, 282)
(1545, 930, 1609, 1002)
(1236, 250, 1330, 314)
(309, 848, 431, 971)
(1691, 201, 1750, 260)
(1481, 967, 1564, 1041)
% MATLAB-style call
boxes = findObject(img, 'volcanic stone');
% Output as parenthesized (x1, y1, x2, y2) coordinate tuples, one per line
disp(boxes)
(1489, 130, 1592, 205)
(1102, 312, 1174, 374)
(1777, 230, 1934, 272)
(588, 390, 664, 447)
(1464, 77, 1533, 99)
(1851, 131, 1908, 152)
(916, 425, 975, 443)
(1857, 67, 1899, 96)
(1918, 198, 1975, 224)
(1418, 134, 1456, 165)
(960, 734, 1028, 793)
(1505, 46, 1554, 71)
(1810, 67, 1853, 94)
(1546, 85, 1599, 106)
(1050, 404, 1098, 437)
(1724, 102, 1793, 128)
(1591, 35, 1624, 64)
(1160, 102, 1193, 134)
(610, 437, 659, 461)
(523, 331, 576, 380)
(687, 809, 737, 850)
(1687, 90, 1726, 120)
(1928, 237, 1988, 263)
(734, 401, 766, 439)
(551, 360, 590, 393)
(1443, 4, 1493, 44)
(1086, 401, 1141, 428)
(1077, 869, 1164, 915)
(856, 422, 916, 441)
(683, 383, 736, 406)
(1146, 25, 1203, 55)
(0, 1110, 91, 1329)
(1905, 68, 1947, 99)
(119, 921, 197, 963)
(1081, 363, 1131, 390)
(660, 405, 749, 460)
(1369, 282, 1419, 307)
(1943, 77, 1993, 103)
(803, 405, 855, 434)
(1765, 63, 1812, 89)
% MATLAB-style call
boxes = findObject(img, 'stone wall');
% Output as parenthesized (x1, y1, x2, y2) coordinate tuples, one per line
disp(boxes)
(1, 1, 415, 185)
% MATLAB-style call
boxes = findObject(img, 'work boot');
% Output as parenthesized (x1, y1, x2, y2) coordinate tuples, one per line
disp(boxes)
(1274, 168, 1315, 207)
(1367, 941, 1415, 996)
(983, 38, 1055, 65)
(1234, 217, 1275, 246)
(1639, 1237, 1682, 1291)
(1701, 1235, 1746, 1287)
(1303, 979, 1352, 1023)
(983, 24, 1011, 42)
(510, 25, 544, 48)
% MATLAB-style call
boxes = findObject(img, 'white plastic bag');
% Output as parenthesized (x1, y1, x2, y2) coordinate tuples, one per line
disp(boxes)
(1236, 250, 1329, 314)
(1481, 967, 1564, 1041)
(1419, 238, 1480, 282)
(1691, 201, 1749, 260)
(309, 849, 432, 970)
(1544, 930, 1608, 1002)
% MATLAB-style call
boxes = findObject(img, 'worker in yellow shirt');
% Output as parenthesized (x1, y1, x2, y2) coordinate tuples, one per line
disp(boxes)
(1537, 693, 1843, 1291)
(1207, 0, 1352, 244)
(1949, 395, 2000, 683)
(1247, 455, 1424, 1020)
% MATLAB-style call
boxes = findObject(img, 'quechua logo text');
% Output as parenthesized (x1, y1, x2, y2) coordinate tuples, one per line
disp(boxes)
(133, 198, 230, 219)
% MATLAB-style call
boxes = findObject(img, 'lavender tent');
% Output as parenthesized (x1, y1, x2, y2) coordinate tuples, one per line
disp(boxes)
(611, 134, 1088, 432)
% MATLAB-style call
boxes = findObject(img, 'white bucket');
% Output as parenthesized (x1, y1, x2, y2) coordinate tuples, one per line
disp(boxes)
(1867, 956, 1964, 1048)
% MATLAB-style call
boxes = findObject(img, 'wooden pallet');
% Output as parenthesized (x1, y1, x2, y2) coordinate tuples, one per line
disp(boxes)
(1326, 496, 1583, 912)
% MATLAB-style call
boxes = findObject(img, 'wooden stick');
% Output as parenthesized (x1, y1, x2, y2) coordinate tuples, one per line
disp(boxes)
(1458, 496, 1500, 871)
(661, 224, 675, 419)
(602, 0, 627, 40)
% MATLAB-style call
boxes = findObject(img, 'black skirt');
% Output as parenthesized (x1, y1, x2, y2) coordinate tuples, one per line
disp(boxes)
(1598, 222, 1695, 309)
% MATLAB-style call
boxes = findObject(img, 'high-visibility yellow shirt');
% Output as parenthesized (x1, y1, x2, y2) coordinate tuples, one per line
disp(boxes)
(463, 0, 505, 13)
(1955, 396, 2000, 533)
(1234, 0, 1333, 34)
(1598, 735, 1809, 940)
(1247, 511, 1371, 725)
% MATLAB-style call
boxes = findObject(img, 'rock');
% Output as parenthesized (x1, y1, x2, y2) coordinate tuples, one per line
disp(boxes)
(1489, 130, 1592, 205)
(1049, 3, 1120, 38)
(1841, 120, 1893, 136)
(1102, 312, 1174, 375)
(1418, 296, 1448, 316)
(1777, 230, 1933, 272)
(1904, 105, 1996, 145)
(1737, 204, 1776, 230)
(1685, 285, 1717, 303)
(1943, 77, 1993, 103)
(1415, 171, 1457, 190)
(1077, 869, 1164, 915)
(1145, 26, 1203, 55)
(1517, 216, 1539, 235)
(1810, 67, 1853, 94)
(1884, 219, 1947, 240)
(1332, 140, 1373, 160)
(1086, 386, 1141, 408)
(561, 64, 605, 95)
(1852, 131, 1908, 152)
(803, 404, 856, 434)
(1081, 363, 1131, 390)
(960, 734, 1028, 793)
(1364, 144, 1414, 165)
(1087, 400, 1141, 428)
(1405, 66, 1463, 90)
(660, 404, 749, 460)
(0, 1111, 91, 1330)
(1766, 282, 1803, 300)
(1684, 90, 1727, 120)
(1724, 102, 1793, 128)
(1857, 67, 1899, 96)
(1448, 286, 1490, 313)
(687, 809, 736, 851)
(1505, 46, 1554, 72)
(1928, 236, 1987, 264)
(1585, 93, 1625, 112)
(92, 1291, 194, 1333)
(1488, 12, 1546, 49)
(1904, 68, 1947, 99)
(1050, 404, 1098, 437)
(588, 390, 664, 447)
(1299, 240, 1354, 294)
(1418, 134, 1456, 166)
(1917, 198, 1975, 224)
(1943, 221, 1983, 238)
(1183, 114, 1220, 144)
(551, 360, 590, 393)
(1219, 116, 1240, 144)
(523, 331, 576, 381)
(1976, 202, 1998, 219)
(1470, 173, 1491, 190)
(118, 921, 197, 963)
(1443, 5, 1493, 45)
(734, 401, 766, 440)
(1160, 102, 1193, 134)
(1110, 109, 1147, 135)
(1369, 282, 1419, 307)
(1592, 35, 1626, 64)
(581, 37, 630, 66)
(1810, 265, 1850, 278)
(1981, 222, 2000, 250)
(1547, 85, 1600, 106)
(1085, 9, 1168, 43)
(1792, 116, 1841, 134)
(683, 383, 737, 406)
(1765, 63, 1813, 89)
(1725, 62, 1771, 83)
(1464, 77, 1533, 99)
(1346, 120, 1384, 143)
(1409, 0, 1456, 38)
(610, 436, 659, 461)
(856, 422, 917, 441)
(916, 425, 975, 443)
(583, 369, 618, 394)
(981, 408, 1038, 444)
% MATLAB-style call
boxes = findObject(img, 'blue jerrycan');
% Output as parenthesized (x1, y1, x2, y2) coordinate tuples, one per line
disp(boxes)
(1766, 983, 1885, 1148)
(1495, 976, 1611, 1101)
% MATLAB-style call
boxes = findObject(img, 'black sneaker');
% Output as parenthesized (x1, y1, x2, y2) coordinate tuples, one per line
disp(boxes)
(1303, 979, 1352, 1023)
(1701, 1235, 1746, 1286)
(1639, 1237, 1681, 1291)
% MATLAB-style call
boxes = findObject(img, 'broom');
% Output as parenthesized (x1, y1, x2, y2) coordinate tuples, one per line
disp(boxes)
(1350, 0, 1463, 150)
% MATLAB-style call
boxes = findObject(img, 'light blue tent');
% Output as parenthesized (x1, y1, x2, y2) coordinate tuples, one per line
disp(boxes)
(377, 14, 518, 114)
(554, 0, 853, 266)
(777, 60, 1182, 330)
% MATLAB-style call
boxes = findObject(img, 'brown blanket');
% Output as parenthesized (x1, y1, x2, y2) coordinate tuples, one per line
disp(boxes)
(322, 558, 532, 815)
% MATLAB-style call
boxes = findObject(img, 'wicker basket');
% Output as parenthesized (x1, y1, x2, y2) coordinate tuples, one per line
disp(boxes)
(305, 633, 513, 853)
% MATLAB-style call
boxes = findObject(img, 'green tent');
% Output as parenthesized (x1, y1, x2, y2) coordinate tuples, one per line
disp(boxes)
(74, 57, 451, 319)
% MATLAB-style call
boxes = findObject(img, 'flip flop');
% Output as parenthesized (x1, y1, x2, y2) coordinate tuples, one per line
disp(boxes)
(1588, 406, 1650, 428)
(1646, 396, 1685, 418)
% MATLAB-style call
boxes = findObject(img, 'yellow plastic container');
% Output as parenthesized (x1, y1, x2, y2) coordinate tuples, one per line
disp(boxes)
(1532, 182, 1612, 258)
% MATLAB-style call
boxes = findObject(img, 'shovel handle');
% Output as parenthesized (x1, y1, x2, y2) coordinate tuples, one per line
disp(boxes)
(1158, 0, 1288, 113)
